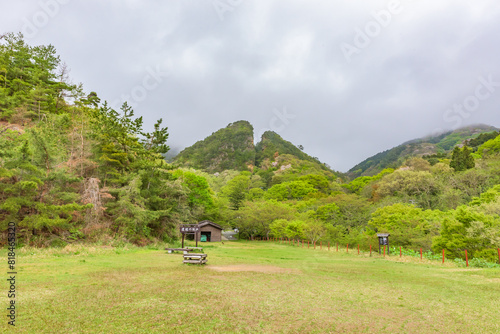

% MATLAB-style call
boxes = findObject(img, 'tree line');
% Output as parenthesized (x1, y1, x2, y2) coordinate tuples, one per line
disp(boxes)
(1, 33, 499, 263)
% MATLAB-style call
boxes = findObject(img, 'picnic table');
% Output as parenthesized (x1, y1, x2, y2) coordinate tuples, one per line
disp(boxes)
(183, 253, 207, 265)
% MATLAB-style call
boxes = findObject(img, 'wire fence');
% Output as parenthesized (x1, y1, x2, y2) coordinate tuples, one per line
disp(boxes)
(247, 237, 500, 269)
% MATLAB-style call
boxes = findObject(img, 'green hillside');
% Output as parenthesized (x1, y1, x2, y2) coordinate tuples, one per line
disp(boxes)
(175, 120, 255, 172)
(348, 125, 499, 178)
(255, 131, 330, 171)
(175, 123, 336, 175)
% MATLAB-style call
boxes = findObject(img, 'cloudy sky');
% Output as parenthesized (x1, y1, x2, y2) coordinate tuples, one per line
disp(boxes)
(2, 0, 500, 171)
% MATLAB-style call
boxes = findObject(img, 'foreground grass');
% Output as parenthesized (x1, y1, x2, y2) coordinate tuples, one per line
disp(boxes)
(1, 241, 499, 333)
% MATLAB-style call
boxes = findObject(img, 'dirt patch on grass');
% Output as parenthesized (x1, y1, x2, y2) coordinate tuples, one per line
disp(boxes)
(208, 264, 300, 274)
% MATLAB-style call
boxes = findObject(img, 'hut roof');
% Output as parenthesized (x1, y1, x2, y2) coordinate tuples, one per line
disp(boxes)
(198, 220, 223, 230)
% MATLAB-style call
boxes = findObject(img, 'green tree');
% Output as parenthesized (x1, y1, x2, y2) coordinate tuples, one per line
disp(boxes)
(265, 180, 317, 201)
(368, 203, 444, 250)
(477, 134, 500, 157)
(222, 174, 250, 210)
(314, 203, 340, 222)
(303, 220, 326, 243)
(450, 145, 475, 171)
(269, 219, 289, 238)
(236, 200, 297, 239)
(432, 206, 500, 259)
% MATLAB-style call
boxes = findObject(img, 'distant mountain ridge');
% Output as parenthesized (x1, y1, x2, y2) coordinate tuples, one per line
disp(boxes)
(348, 124, 499, 178)
(174, 120, 334, 174)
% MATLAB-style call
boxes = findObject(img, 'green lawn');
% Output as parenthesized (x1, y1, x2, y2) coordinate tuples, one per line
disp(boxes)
(2, 241, 499, 333)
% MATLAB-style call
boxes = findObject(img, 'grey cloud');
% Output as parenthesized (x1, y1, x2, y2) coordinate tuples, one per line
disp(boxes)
(2, 0, 500, 171)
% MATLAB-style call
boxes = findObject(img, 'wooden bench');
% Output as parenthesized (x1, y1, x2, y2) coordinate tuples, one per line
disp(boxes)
(183, 253, 207, 264)
(165, 247, 204, 254)
(165, 248, 193, 254)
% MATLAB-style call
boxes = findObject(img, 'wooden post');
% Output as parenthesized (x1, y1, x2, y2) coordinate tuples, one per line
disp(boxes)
(314, 241, 316, 249)
(383, 245, 386, 257)
(370, 245, 372, 256)
(347, 244, 349, 253)
(442, 249, 445, 264)
(465, 250, 469, 267)
(182, 234, 185, 249)
(196, 230, 199, 247)
(400, 246, 402, 258)
(337, 243, 338, 252)
(328, 241, 330, 251)
(420, 248, 422, 260)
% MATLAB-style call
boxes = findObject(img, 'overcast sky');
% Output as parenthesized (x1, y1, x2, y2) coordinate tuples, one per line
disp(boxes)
(2, 0, 500, 171)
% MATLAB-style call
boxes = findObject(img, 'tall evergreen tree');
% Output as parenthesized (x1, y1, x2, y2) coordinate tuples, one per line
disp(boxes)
(450, 145, 475, 171)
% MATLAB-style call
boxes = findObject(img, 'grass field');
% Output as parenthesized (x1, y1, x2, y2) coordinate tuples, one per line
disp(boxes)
(1, 241, 499, 333)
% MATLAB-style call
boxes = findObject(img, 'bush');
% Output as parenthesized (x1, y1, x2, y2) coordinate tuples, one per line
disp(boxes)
(474, 249, 499, 263)
(454, 257, 500, 268)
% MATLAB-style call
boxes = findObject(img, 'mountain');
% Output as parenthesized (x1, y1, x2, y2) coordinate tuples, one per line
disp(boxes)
(348, 124, 499, 178)
(174, 120, 255, 172)
(255, 131, 330, 171)
(175, 121, 335, 174)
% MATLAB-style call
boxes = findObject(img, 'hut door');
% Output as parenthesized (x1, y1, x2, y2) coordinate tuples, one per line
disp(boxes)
(201, 231, 211, 242)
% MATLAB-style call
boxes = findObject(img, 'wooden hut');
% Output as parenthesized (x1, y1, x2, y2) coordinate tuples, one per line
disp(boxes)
(197, 220, 223, 242)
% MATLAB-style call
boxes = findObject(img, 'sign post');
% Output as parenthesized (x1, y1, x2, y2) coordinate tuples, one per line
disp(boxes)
(180, 224, 201, 248)
(377, 233, 390, 255)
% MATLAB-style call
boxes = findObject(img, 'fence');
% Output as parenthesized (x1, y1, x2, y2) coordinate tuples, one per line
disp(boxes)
(247, 237, 500, 268)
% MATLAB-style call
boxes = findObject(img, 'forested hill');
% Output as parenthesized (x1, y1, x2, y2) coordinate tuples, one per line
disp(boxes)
(174, 121, 255, 172)
(348, 125, 499, 178)
(175, 121, 336, 175)
(255, 131, 330, 171)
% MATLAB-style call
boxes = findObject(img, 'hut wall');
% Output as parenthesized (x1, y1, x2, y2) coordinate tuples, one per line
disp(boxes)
(200, 225, 222, 242)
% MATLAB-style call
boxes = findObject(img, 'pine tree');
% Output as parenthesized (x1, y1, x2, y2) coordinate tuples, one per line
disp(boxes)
(450, 145, 475, 171)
